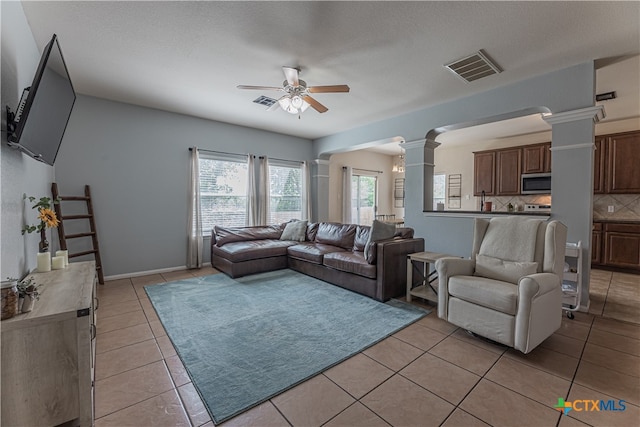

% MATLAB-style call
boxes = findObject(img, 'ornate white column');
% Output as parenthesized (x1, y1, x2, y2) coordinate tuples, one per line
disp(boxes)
(311, 159, 330, 222)
(543, 105, 605, 309)
(402, 138, 441, 225)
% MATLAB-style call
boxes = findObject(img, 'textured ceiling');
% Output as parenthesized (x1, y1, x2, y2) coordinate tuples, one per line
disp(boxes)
(19, 1, 640, 142)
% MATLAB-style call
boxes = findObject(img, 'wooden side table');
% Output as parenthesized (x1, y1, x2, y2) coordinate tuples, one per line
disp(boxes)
(406, 251, 457, 303)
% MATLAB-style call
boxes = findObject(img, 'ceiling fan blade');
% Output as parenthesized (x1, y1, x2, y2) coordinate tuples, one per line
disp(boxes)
(237, 85, 284, 91)
(303, 95, 328, 113)
(282, 66, 299, 87)
(307, 85, 350, 93)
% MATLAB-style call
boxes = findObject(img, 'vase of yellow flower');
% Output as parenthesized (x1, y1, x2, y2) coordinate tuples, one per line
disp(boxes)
(39, 228, 49, 252)
(21, 195, 61, 253)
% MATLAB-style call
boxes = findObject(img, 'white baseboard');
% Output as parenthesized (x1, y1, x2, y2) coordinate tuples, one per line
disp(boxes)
(104, 262, 212, 282)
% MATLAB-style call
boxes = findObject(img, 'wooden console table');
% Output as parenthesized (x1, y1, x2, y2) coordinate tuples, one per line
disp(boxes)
(1, 261, 97, 427)
(406, 251, 457, 303)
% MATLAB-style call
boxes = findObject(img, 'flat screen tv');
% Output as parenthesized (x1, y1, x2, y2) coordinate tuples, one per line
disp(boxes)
(6, 34, 75, 166)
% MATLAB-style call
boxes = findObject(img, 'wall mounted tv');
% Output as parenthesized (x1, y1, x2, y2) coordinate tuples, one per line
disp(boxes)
(6, 34, 75, 166)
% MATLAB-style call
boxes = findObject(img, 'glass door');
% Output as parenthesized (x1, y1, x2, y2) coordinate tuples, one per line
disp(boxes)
(351, 174, 377, 225)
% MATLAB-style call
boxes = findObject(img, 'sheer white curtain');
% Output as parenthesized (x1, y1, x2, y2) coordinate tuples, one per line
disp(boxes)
(257, 156, 270, 225)
(246, 155, 258, 226)
(301, 161, 312, 221)
(187, 147, 203, 268)
(341, 166, 352, 223)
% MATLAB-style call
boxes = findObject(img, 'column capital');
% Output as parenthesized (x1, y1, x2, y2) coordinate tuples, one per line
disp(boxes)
(542, 105, 605, 125)
(425, 140, 441, 150)
(402, 139, 425, 150)
(313, 159, 331, 166)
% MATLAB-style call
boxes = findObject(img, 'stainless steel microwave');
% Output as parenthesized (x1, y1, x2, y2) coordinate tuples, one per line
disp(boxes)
(521, 173, 552, 194)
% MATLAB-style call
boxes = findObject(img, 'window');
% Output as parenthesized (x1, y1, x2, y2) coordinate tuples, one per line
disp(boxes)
(351, 174, 377, 225)
(268, 161, 303, 224)
(199, 155, 249, 231)
(433, 173, 446, 209)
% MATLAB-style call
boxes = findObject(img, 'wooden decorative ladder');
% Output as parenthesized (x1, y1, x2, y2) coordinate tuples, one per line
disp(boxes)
(51, 183, 104, 284)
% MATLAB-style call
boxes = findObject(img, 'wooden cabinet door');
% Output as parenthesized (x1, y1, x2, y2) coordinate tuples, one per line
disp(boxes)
(474, 151, 495, 196)
(603, 223, 640, 270)
(522, 143, 547, 174)
(592, 224, 602, 265)
(544, 142, 552, 172)
(604, 232, 640, 269)
(496, 148, 521, 195)
(606, 131, 640, 193)
(593, 137, 606, 194)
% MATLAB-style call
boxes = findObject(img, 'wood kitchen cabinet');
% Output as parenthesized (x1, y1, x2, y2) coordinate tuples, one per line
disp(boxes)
(496, 147, 521, 195)
(592, 221, 640, 271)
(474, 141, 550, 197)
(593, 137, 606, 194)
(474, 150, 495, 196)
(522, 142, 551, 174)
(603, 223, 640, 270)
(592, 222, 602, 264)
(606, 131, 640, 193)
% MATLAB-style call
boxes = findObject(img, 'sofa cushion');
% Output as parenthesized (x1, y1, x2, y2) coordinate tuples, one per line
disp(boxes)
(212, 239, 296, 263)
(353, 225, 371, 252)
(365, 220, 397, 263)
(449, 275, 519, 315)
(323, 251, 377, 279)
(306, 222, 319, 241)
(315, 223, 356, 250)
(475, 254, 538, 284)
(394, 227, 414, 239)
(215, 225, 282, 247)
(287, 243, 346, 264)
(280, 220, 308, 241)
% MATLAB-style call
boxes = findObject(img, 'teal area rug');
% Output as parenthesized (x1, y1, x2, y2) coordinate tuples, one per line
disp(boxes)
(145, 269, 429, 424)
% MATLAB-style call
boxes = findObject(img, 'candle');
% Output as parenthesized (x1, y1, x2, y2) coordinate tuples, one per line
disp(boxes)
(55, 250, 69, 267)
(37, 252, 51, 272)
(52, 256, 65, 270)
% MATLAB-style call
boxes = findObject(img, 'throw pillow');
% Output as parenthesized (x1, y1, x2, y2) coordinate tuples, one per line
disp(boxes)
(280, 220, 308, 242)
(364, 220, 397, 264)
(475, 254, 538, 284)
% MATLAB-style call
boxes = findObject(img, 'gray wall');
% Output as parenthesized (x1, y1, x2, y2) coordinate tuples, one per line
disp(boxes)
(1, 1, 56, 280)
(314, 62, 597, 307)
(55, 95, 312, 277)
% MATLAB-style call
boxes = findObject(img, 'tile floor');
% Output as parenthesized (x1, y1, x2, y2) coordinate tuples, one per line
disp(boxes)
(94, 268, 639, 426)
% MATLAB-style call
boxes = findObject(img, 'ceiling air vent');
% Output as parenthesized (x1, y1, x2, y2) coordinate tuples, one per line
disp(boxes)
(445, 50, 502, 83)
(253, 96, 277, 108)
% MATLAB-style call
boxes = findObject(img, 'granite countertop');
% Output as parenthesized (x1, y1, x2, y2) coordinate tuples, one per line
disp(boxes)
(593, 218, 640, 224)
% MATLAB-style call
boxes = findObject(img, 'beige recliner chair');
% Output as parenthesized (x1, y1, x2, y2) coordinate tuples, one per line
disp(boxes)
(435, 216, 567, 354)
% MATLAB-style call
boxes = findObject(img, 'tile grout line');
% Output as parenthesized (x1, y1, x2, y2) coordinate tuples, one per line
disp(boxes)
(94, 338, 162, 381)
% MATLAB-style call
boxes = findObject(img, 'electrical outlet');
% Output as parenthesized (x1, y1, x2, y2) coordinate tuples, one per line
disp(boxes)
(465, 194, 470, 200)
(608, 205, 615, 213)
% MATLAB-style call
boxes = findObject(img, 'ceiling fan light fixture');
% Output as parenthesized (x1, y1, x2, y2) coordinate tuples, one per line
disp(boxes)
(279, 95, 310, 115)
(291, 95, 304, 109)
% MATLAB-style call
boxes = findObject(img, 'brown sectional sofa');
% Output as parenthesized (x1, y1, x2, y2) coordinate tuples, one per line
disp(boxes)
(211, 222, 424, 302)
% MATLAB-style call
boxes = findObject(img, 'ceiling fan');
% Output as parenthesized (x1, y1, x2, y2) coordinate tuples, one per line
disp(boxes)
(237, 66, 350, 115)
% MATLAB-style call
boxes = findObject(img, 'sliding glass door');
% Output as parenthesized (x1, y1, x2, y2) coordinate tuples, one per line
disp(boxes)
(351, 174, 377, 225)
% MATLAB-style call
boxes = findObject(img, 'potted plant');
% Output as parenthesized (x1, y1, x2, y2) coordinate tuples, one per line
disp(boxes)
(15, 277, 41, 313)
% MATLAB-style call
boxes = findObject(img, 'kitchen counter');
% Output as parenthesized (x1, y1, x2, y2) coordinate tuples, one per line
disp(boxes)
(593, 218, 640, 224)
(423, 210, 551, 217)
